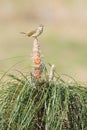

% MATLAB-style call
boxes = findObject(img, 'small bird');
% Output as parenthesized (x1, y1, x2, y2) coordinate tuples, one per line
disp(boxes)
(21, 24, 43, 38)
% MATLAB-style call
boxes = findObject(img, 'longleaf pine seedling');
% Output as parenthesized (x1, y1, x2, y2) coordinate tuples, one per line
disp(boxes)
(0, 25, 87, 130)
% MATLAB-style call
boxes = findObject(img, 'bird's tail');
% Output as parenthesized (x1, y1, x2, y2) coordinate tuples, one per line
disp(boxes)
(20, 32, 26, 34)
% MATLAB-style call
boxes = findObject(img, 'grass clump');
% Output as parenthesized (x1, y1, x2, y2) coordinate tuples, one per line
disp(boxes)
(0, 73, 87, 130)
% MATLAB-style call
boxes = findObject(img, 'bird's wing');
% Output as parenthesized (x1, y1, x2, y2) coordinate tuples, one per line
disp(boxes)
(27, 30, 36, 37)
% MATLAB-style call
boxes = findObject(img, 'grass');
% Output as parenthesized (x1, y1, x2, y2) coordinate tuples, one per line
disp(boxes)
(0, 70, 87, 130)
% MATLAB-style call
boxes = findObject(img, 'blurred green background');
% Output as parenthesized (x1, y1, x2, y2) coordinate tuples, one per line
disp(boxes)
(0, 0, 87, 82)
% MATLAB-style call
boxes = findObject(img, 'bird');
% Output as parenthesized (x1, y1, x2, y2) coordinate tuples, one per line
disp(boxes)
(20, 24, 43, 38)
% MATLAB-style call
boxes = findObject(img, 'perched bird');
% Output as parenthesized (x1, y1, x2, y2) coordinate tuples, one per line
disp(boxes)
(21, 24, 43, 38)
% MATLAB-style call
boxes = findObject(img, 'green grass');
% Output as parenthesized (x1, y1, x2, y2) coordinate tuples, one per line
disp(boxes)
(0, 71, 87, 130)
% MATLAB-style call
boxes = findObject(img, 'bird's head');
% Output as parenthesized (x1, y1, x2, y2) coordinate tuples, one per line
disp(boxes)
(39, 24, 44, 28)
(38, 24, 44, 30)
